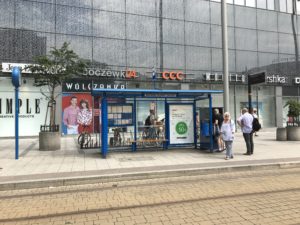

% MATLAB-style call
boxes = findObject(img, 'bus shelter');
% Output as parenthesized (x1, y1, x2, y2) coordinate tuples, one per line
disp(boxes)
(91, 89, 223, 158)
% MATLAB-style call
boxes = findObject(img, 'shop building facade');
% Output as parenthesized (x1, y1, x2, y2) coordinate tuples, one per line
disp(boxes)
(1, 0, 300, 137)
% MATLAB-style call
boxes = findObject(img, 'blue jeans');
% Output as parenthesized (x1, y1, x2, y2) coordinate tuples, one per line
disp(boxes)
(224, 141, 233, 158)
(243, 132, 254, 154)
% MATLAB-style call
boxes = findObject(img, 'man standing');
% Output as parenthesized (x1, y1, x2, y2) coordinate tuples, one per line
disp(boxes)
(212, 108, 224, 151)
(63, 96, 80, 134)
(237, 108, 254, 155)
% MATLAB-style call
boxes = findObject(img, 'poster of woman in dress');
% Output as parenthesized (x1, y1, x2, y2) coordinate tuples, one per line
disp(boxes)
(62, 93, 93, 135)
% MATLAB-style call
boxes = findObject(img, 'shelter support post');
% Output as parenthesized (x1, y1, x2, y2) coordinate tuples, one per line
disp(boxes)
(165, 101, 169, 150)
(132, 97, 137, 151)
(101, 97, 108, 158)
(209, 94, 213, 152)
(193, 101, 197, 149)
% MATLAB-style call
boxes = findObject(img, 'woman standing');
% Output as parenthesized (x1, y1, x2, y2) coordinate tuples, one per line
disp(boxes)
(220, 112, 235, 160)
(77, 99, 92, 134)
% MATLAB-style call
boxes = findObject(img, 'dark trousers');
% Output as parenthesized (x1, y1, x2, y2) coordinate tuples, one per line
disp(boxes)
(243, 132, 254, 154)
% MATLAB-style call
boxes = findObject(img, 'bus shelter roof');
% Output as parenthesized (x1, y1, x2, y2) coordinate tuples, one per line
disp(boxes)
(91, 88, 223, 100)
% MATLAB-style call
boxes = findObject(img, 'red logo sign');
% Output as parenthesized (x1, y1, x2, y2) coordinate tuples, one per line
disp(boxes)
(162, 71, 184, 80)
(126, 70, 137, 79)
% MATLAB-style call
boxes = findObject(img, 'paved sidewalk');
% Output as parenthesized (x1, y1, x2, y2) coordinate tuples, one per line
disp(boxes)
(0, 128, 300, 188)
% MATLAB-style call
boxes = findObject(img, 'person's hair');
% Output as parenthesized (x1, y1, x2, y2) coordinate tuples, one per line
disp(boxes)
(70, 96, 77, 101)
(224, 112, 230, 118)
(214, 108, 219, 114)
(79, 99, 89, 110)
(242, 108, 248, 113)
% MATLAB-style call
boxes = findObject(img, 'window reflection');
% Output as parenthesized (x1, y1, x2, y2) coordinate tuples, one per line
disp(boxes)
(245, 0, 255, 7)
(127, 41, 157, 68)
(267, 0, 275, 10)
(93, 10, 125, 39)
(280, 0, 287, 12)
(235, 0, 245, 6)
(287, 0, 293, 13)
(257, 0, 267, 9)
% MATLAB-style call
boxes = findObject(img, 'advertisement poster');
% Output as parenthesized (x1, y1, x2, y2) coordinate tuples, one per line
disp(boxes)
(62, 93, 93, 135)
(169, 104, 194, 144)
(0, 78, 48, 137)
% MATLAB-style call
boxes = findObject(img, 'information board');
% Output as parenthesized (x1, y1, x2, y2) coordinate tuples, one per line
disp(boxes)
(169, 104, 194, 144)
(108, 104, 133, 127)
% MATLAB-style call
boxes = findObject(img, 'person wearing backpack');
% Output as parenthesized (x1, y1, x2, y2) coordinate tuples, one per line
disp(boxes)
(237, 108, 254, 155)
(252, 108, 260, 136)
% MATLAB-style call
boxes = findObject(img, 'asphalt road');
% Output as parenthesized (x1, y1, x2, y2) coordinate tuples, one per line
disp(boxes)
(0, 168, 300, 225)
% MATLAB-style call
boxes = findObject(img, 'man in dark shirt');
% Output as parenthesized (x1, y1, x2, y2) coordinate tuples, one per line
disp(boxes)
(213, 108, 224, 151)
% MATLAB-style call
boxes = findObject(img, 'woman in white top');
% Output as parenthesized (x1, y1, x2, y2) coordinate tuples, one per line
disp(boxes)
(220, 112, 235, 160)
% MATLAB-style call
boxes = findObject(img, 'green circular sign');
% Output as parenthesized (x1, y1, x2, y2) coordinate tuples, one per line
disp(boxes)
(176, 122, 188, 135)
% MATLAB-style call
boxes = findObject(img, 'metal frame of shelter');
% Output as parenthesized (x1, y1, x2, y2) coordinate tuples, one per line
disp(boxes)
(91, 89, 223, 158)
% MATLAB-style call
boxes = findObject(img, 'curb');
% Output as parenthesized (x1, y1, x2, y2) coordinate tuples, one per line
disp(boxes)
(0, 161, 300, 191)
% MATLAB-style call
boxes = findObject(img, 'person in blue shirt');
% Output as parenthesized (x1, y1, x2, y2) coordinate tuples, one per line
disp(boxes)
(237, 108, 254, 155)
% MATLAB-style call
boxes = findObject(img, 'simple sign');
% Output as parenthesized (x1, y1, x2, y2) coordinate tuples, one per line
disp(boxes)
(169, 104, 194, 144)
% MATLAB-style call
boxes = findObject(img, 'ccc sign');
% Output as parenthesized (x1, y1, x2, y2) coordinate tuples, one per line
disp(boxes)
(162, 71, 184, 80)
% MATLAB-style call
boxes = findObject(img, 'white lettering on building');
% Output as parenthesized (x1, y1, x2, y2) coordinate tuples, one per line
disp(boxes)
(294, 77, 300, 84)
(266, 75, 287, 84)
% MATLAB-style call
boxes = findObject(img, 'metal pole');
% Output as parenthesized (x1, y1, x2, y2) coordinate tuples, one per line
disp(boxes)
(101, 97, 108, 158)
(248, 82, 252, 110)
(15, 88, 19, 160)
(133, 97, 137, 152)
(221, 0, 229, 112)
(209, 94, 213, 152)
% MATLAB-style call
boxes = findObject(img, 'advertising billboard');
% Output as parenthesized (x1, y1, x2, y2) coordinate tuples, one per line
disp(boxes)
(169, 104, 194, 144)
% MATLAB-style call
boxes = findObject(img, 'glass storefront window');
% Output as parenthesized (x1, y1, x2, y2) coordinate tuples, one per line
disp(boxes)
(287, 0, 293, 14)
(267, 0, 275, 10)
(185, 0, 210, 23)
(245, 0, 255, 7)
(280, 0, 287, 13)
(235, 0, 245, 6)
(93, 10, 125, 39)
(297, 1, 300, 14)
(257, 0, 267, 9)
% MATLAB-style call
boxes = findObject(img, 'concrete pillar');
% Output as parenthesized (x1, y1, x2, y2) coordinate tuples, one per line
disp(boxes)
(275, 86, 283, 127)
(276, 128, 287, 141)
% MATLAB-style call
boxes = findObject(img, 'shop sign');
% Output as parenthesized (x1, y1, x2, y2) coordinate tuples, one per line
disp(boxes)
(294, 77, 300, 84)
(2, 62, 32, 74)
(204, 73, 245, 82)
(162, 71, 184, 80)
(82, 68, 137, 79)
(63, 79, 126, 92)
(0, 92, 48, 137)
(0, 98, 41, 117)
(266, 75, 287, 84)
